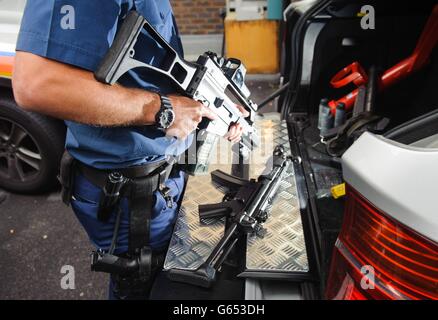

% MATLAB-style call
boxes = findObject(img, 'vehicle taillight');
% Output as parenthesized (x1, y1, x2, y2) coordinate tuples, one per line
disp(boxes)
(326, 186, 438, 300)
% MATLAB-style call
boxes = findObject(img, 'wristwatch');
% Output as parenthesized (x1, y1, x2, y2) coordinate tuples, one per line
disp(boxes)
(155, 95, 175, 131)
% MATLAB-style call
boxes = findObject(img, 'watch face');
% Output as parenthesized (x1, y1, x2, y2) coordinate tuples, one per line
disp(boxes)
(160, 109, 175, 129)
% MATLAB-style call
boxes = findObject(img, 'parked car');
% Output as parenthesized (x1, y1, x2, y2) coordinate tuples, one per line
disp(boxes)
(279, 0, 437, 299)
(0, 0, 65, 193)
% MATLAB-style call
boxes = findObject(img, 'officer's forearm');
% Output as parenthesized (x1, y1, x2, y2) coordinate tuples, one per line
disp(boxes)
(13, 52, 160, 126)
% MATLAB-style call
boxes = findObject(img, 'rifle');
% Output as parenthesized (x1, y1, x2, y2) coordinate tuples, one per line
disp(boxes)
(94, 11, 259, 175)
(167, 145, 292, 288)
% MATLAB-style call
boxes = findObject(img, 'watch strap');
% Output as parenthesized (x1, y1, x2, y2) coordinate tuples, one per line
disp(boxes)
(155, 95, 174, 131)
(160, 95, 172, 110)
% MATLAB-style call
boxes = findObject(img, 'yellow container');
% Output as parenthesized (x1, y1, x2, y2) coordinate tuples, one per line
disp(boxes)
(225, 18, 279, 74)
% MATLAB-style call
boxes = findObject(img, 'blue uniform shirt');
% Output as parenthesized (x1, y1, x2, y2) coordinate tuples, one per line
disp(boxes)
(16, 0, 192, 169)
(16, 0, 189, 251)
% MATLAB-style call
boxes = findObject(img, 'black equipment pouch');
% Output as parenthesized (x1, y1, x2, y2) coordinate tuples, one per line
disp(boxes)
(98, 172, 127, 222)
(59, 151, 76, 206)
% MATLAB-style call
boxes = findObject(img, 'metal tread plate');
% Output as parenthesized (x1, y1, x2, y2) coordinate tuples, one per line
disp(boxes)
(164, 114, 309, 276)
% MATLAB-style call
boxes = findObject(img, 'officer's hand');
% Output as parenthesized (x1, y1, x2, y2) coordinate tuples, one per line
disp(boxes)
(166, 95, 217, 140)
(224, 105, 250, 144)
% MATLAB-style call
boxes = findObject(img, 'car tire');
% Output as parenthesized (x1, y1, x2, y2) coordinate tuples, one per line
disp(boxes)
(0, 93, 66, 193)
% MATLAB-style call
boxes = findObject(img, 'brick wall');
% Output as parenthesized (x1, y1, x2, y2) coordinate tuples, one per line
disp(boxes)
(171, 0, 226, 35)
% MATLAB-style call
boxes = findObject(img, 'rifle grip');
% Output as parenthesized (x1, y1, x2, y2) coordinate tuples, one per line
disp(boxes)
(199, 203, 231, 220)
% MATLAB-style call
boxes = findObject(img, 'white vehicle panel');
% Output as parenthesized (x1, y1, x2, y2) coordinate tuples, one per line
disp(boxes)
(0, 0, 25, 52)
(342, 132, 438, 243)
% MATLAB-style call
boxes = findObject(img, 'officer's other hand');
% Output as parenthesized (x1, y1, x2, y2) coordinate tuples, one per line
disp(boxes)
(224, 105, 250, 144)
(166, 95, 217, 140)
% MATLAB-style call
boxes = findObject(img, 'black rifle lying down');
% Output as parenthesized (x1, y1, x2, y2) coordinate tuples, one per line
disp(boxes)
(168, 145, 292, 288)
(94, 10, 259, 175)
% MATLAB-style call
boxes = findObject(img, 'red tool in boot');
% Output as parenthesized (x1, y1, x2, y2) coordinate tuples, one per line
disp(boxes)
(328, 5, 438, 115)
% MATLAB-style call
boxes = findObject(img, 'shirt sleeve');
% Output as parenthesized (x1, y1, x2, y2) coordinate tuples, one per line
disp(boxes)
(16, 0, 122, 71)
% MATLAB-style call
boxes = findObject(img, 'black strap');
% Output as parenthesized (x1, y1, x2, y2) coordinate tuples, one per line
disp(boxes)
(326, 113, 382, 157)
(128, 175, 159, 254)
(128, 158, 175, 253)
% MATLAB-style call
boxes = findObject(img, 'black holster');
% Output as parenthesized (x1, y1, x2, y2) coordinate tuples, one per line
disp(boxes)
(110, 251, 166, 299)
(59, 151, 77, 206)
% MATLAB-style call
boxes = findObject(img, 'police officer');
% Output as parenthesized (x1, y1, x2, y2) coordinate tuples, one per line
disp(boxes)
(13, 0, 246, 299)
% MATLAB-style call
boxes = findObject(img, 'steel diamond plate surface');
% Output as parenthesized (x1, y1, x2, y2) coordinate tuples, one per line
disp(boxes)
(164, 114, 308, 274)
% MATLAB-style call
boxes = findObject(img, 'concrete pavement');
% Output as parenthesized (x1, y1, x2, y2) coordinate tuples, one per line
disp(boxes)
(0, 190, 107, 300)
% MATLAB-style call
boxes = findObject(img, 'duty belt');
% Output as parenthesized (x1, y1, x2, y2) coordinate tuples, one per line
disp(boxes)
(76, 157, 176, 251)
(76, 157, 175, 195)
